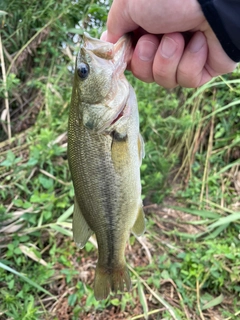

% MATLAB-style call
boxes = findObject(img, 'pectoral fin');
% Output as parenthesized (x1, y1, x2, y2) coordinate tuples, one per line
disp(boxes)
(131, 206, 145, 237)
(73, 197, 93, 248)
(138, 134, 145, 165)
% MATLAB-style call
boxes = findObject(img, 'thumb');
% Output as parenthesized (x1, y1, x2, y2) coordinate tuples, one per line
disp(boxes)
(106, 0, 138, 43)
(205, 31, 237, 76)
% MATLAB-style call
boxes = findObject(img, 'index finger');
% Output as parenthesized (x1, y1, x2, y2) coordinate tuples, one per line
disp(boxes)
(106, 0, 138, 43)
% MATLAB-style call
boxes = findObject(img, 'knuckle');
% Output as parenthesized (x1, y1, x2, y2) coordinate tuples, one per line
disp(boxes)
(153, 68, 177, 88)
(177, 67, 200, 88)
(131, 68, 153, 83)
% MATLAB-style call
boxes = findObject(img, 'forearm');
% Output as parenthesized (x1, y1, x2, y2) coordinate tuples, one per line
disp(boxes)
(198, 0, 240, 62)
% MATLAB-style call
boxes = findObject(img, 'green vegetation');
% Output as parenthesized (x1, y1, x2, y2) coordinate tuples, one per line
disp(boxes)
(1, 0, 240, 319)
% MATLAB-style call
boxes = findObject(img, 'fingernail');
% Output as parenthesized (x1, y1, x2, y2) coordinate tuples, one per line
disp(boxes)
(189, 34, 205, 53)
(138, 41, 157, 61)
(161, 37, 178, 58)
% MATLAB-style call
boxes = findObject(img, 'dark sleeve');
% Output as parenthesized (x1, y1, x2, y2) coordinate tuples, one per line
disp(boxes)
(197, 0, 240, 62)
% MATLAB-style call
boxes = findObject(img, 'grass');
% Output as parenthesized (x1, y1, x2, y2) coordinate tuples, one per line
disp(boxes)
(1, 0, 240, 319)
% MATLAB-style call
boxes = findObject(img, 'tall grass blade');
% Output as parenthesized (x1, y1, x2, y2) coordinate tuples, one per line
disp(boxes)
(128, 265, 181, 320)
(0, 10, 8, 16)
(217, 159, 240, 175)
(57, 205, 73, 222)
(169, 206, 220, 219)
(205, 224, 230, 239)
(207, 213, 240, 229)
(0, 262, 56, 298)
(201, 294, 224, 310)
(50, 224, 72, 237)
(137, 279, 148, 320)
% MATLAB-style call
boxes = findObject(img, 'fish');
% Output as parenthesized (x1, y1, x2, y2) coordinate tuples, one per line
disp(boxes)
(67, 33, 145, 300)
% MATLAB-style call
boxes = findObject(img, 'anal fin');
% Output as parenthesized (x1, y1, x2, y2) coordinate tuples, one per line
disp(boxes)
(131, 205, 145, 237)
(73, 197, 93, 248)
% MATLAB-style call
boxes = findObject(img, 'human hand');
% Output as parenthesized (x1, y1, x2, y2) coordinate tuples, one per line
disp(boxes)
(101, 0, 237, 88)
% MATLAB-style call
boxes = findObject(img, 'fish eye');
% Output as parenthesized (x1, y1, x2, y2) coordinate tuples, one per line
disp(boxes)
(77, 62, 89, 80)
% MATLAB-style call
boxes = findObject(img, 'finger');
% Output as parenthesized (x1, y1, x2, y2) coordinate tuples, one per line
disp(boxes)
(152, 33, 185, 88)
(100, 30, 107, 41)
(204, 29, 237, 77)
(106, 0, 138, 43)
(177, 31, 209, 87)
(130, 34, 159, 83)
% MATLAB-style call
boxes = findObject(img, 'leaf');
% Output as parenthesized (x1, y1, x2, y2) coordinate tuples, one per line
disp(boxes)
(0, 150, 15, 167)
(217, 159, 240, 175)
(19, 245, 48, 266)
(185, 219, 211, 225)
(138, 280, 148, 320)
(163, 230, 199, 240)
(0, 10, 8, 16)
(207, 213, 240, 230)
(50, 224, 72, 237)
(204, 224, 230, 239)
(26, 157, 38, 166)
(161, 270, 170, 280)
(39, 176, 53, 189)
(67, 28, 84, 34)
(201, 294, 224, 310)
(0, 262, 55, 298)
(68, 293, 77, 306)
(110, 299, 120, 306)
(57, 205, 73, 223)
(30, 194, 41, 203)
(128, 265, 180, 320)
(169, 206, 220, 219)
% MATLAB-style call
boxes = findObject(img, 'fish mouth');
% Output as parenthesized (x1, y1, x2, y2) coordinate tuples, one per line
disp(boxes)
(113, 34, 132, 75)
(81, 33, 132, 133)
(108, 37, 132, 127)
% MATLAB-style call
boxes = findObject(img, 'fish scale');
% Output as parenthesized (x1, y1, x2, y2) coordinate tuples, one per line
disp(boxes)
(68, 33, 146, 300)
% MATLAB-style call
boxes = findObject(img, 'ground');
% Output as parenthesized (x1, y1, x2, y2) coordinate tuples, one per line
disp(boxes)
(30, 203, 238, 320)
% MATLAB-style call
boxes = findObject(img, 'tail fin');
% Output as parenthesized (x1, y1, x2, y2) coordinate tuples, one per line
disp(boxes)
(93, 263, 131, 300)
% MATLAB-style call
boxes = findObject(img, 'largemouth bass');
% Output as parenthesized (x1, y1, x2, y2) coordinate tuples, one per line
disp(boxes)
(68, 33, 145, 300)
